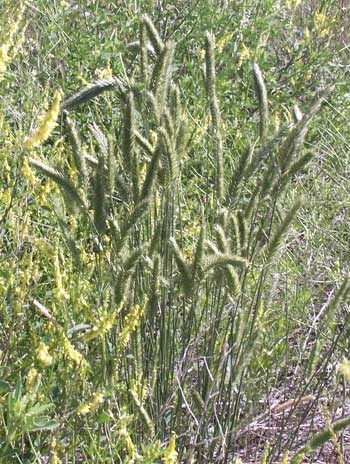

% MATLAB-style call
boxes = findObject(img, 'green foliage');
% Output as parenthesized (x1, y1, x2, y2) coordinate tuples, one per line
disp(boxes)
(1, 1, 350, 463)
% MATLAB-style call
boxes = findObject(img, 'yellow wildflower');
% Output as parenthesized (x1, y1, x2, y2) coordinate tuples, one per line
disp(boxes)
(163, 433, 178, 464)
(76, 403, 91, 415)
(337, 358, 350, 381)
(313, 11, 331, 38)
(0, 44, 9, 77)
(238, 43, 251, 68)
(56, 327, 88, 370)
(304, 27, 311, 43)
(281, 450, 289, 463)
(53, 251, 69, 301)
(69, 215, 78, 232)
(140, 162, 147, 183)
(36, 342, 53, 368)
(285, 0, 301, 10)
(50, 451, 62, 464)
(24, 89, 63, 149)
(26, 366, 40, 392)
(77, 391, 104, 415)
(149, 129, 158, 146)
(95, 61, 113, 79)
(60, 0, 70, 8)
(0, 3, 25, 80)
(62, 335, 84, 365)
(119, 428, 138, 459)
(90, 391, 104, 409)
(119, 304, 144, 351)
(9, 23, 26, 62)
(82, 304, 122, 342)
(216, 32, 234, 52)
(50, 437, 62, 464)
(22, 156, 37, 184)
(0, 188, 11, 208)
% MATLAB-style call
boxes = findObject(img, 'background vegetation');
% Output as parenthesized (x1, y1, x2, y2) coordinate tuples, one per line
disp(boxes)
(1, 1, 349, 463)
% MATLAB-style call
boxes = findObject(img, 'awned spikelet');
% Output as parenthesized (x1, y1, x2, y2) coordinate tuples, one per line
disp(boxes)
(205, 31, 224, 202)
(24, 89, 63, 149)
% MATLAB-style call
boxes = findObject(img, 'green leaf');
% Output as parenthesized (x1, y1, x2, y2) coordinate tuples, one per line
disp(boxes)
(25, 402, 53, 417)
(24, 416, 60, 433)
(0, 380, 10, 395)
(97, 411, 112, 424)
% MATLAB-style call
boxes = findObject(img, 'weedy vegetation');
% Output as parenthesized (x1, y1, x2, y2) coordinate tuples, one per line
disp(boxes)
(1, 1, 350, 463)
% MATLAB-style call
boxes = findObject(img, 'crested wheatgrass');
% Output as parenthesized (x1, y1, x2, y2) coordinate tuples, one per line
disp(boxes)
(4, 11, 345, 463)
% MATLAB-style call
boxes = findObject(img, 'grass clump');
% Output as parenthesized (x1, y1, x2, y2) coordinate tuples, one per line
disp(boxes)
(1, 2, 350, 463)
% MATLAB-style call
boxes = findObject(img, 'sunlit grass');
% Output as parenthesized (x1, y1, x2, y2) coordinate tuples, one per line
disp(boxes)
(1, 1, 350, 463)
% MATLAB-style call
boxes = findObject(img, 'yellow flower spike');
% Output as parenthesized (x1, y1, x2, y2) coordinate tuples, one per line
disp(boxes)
(238, 43, 251, 68)
(337, 358, 350, 382)
(62, 336, 83, 365)
(22, 156, 37, 184)
(49, 437, 62, 464)
(0, 2, 25, 80)
(24, 89, 63, 149)
(216, 32, 234, 53)
(95, 61, 113, 79)
(91, 391, 104, 406)
(76, 402, 91, 415)
(82, 305, 122, 342)
(118, 428, 139, 459)
(118, 304, 145, 351)
(76, 391, 104, 416)
(50, 451, 62, 464)
(313, 11, 331, 38)
(53, 251, 69, 301)
(285, 0, 301, 10)
(1, 188, 11, 208)
(36, 341, 53, 368)
(163, 433, 178, 464)
(56, 326, 88, 370)
(26, 366, 40, 392)
(0, 45, 9, 76)
(260, 440, 270, 464)
(304, 27, 311, 43)
(149, 129, 158, 146)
